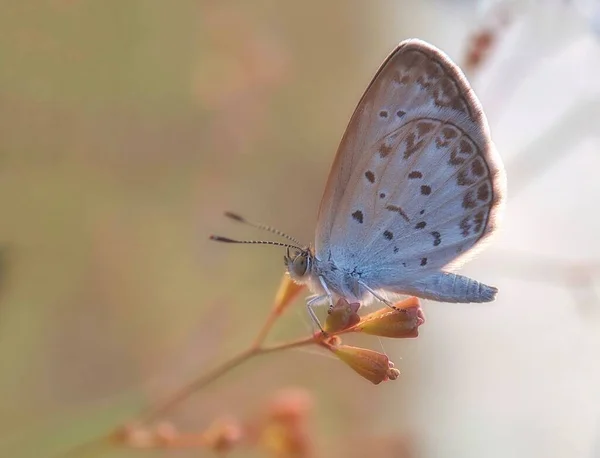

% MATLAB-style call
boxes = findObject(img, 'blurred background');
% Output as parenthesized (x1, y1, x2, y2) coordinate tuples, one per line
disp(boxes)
(1, 0, 600, 457)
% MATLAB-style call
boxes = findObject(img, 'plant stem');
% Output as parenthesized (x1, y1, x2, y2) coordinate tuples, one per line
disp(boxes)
(139, 335, 319, 424)
(140, 346, 257, 424)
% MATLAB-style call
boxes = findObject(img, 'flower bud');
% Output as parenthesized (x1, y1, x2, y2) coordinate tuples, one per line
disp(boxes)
(354, 297, 424, 338)
(203, 417, 243, 454)
(324, 298, 360, 333)
(331, 344, 395, 385)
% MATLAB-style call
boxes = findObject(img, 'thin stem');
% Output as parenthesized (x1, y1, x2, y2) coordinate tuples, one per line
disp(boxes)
(252, 308, 282, 348)
(139, 334, 321, 424)
(260, 335, 319, 354)
(140, 346, 258, 424)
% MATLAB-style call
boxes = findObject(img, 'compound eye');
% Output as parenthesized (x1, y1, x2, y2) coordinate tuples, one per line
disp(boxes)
(292, 253, 308, 277)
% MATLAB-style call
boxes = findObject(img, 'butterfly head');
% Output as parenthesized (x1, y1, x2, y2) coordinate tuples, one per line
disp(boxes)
(284, 247, 314, 283)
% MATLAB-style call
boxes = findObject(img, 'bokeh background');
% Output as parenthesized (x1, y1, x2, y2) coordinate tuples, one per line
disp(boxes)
(1, 1, 600, 457)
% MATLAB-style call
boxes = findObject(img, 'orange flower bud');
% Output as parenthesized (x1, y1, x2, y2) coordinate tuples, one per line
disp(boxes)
(324, 298, 360, 333)
(154, 422, 178, 446)
(267, 388, 313, 425)
(354, 297, 424, 338)
(330, 344, 395, 385)
(258, 388, 314, 458)
(273, 273, 305, 314)
(114, 423, 156, 448)
(203, 417, 243, 454)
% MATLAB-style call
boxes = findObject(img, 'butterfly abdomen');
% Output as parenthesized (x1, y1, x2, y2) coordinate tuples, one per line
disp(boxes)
(391, 271, 497, 303)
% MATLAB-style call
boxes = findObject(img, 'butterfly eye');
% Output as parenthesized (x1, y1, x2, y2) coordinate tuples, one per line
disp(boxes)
(291, 253, 308, 277)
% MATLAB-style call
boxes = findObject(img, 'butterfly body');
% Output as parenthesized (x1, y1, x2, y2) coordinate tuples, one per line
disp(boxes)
(214, 39, 506, 325)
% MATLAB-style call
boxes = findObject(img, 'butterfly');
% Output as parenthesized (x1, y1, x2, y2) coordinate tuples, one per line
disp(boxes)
(212, 39, 506, 329)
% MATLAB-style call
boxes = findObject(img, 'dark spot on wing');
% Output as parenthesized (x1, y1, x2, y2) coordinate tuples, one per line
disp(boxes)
(394, 246, 399, 253)
(471, 158, 486, 177)
(403, 132, 422, 160)
(420, 257, 428, 266)
(379, 143, 393, 158)
(352, 210, 364, 224)
(477, 182, 490, 201)
(365, 170, 375, 183)
(415, 221, 427, 229)
(420, 185, 431, 195)
(462, 190, 477, 209)
(419, 210, 425, 215)
(431, 231, 441, 246)
(385, 205, 410, 222)
(408, 171, 422, 179)
(460, 217, 471, 237)
(396, 110, 406, 118)
(379, 192, 386, 199)
(379, 110, 389, 118)
(457, 170, 476, 186)
(383, 230, 393, 240)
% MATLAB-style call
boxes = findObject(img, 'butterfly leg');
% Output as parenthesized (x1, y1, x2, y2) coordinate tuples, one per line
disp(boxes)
(358, 280, 405, 313)
(305, 299, 326, 333)
(317, 276, 335, 314)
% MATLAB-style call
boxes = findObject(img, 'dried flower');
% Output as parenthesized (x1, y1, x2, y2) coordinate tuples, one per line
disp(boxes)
(154, 422, 178, 446)
(114, 423, 156, 448)
(324, 298, 360, 333)
(329, 343, 396, 385)
(203, 417, 244, 454)
(266, 387, 314, 425)
(352, 297, 424, 338)
(258, 388, 314, 458)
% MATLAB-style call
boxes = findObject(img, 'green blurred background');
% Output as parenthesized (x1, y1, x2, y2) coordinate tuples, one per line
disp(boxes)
(2, 1, 600, 457)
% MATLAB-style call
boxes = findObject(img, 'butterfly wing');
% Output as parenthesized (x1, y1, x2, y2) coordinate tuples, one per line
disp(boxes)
(314, 39, 505, 291)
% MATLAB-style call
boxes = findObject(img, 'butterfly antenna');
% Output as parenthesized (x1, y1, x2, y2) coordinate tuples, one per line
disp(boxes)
(224, 212, 302, 245)
(209, 235, 302, 251)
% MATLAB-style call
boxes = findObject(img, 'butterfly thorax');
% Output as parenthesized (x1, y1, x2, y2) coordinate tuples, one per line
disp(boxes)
(285, 246, 370, 305)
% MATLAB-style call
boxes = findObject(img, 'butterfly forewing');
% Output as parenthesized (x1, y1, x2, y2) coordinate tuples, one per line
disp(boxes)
(315, 39, 505, 285)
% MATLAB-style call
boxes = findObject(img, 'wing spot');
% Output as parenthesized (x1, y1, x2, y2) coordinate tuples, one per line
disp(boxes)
(379, 192, 386, 199)
(379, 143, 393, 158)
(420, 185, 432, 195)
(477, 183, 490, 201)
(419, 210, 425, 215)
(352, 210, 364, 224)
(457, 170, 476, 186)
(415, 221, 427, 229)
(431, 231, 442, 246)
(460, 218, 471, 237)
(394, 247, 399, 254)
(462, 190, 477, 209)
(383, 230, 394, 240)
(420, 258, 428, 266)
(396, 110, 406, 118)
(408, 171, 422, 179)
(385, 205, 410, 222)
(365, 170, 375, 183)
(403, 132, 423, 160)
(436, 126, 459, 147)
(471, 158, 486, 177)
(460, 139, 474, 155)
(379, 110, 389, 118)
(416, 121, 435, 136)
